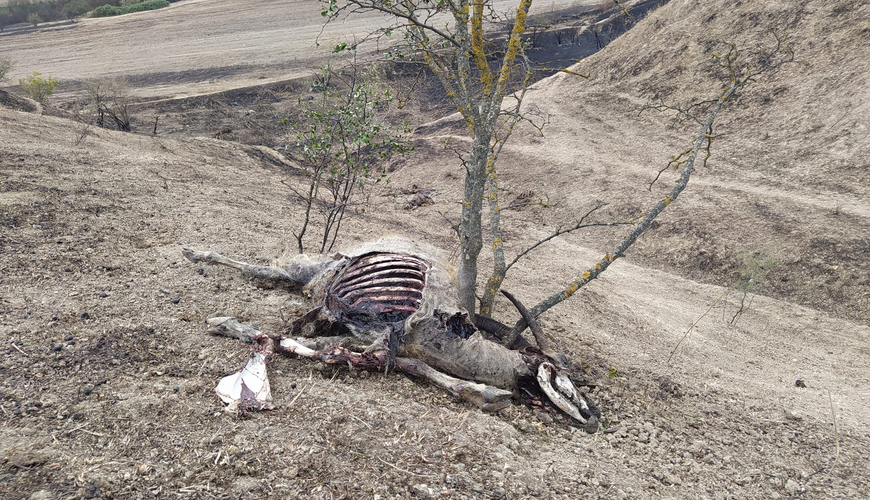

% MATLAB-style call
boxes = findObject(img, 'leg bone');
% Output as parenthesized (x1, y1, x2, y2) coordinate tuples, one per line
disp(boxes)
(207, 317, 513, 414)
(182, 248, 298, 284)
(280, 335, 512, 412)
(393, 357, 513, 412)
(207, 316, 259, 343)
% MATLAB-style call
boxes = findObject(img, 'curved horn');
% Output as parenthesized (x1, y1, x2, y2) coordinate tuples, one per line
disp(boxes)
(472, 314, 510, 337)
(473, 314, 532, 350)
(500, 290, 550, 352)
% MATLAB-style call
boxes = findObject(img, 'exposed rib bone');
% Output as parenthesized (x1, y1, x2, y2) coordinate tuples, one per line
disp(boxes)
(334, 267, 427, 289)
(325, 253, 429, 323)
(339, 286, 423, 304)
(335, 277, 425, 295)
(333, 255, 428, 286)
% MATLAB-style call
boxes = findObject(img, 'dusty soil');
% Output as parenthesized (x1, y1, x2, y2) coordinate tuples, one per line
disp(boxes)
(0, 0, 588, 100)
(1, 0, 869, 499)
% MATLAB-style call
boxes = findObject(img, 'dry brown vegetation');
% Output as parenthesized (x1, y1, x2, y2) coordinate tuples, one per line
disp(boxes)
(0, 0, 868, 499)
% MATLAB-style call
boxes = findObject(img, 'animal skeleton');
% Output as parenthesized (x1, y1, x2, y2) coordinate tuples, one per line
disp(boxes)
(183, 238, 598, 428)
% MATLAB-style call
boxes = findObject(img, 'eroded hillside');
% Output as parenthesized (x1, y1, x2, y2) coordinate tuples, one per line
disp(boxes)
(1, 0, 868, 498)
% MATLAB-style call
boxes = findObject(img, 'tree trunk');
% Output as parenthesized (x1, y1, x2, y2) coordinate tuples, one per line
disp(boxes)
(457, 134, 491, 313)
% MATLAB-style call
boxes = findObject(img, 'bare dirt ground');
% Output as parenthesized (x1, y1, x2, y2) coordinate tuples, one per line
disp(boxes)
(0, 0, 586, 100)
(1, 0, 869, 499)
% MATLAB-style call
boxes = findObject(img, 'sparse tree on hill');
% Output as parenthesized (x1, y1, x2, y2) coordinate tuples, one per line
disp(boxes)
(27, 11, 42, 26)
(19, 71, 58, 105)
(322, 0, 795, 346)
(0, 59, 13, 83)
(80, 78, 133, 132)
(283, 64, 412, 254)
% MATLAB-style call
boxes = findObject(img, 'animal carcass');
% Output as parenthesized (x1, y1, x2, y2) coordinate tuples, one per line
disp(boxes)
(183, 238, 598, 428)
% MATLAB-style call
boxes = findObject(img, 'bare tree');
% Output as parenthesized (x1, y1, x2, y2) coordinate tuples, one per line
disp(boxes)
(324, 0, 541, 315)
(323, 1, 795, 344)
(80, 78, 133, 132)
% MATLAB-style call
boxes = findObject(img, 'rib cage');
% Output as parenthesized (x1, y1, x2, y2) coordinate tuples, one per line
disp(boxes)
(325, 252, 430, 324)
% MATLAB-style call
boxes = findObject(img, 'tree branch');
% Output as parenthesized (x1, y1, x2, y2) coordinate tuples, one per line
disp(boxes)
(505, 204, 632, 273)
(501, 33, 796, 345)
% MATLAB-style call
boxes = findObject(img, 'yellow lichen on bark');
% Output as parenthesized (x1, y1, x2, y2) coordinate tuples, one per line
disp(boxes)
(471, 1, 492, 95)
(563, 281, 579, 298)
(495, 0, 532, 88)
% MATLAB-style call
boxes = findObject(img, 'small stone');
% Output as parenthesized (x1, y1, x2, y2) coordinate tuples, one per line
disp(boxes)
(30, 490, 53, 500)
(171, 298, 180, 304)
(661, 473, 681, 485)
(64, 334, 73, 341)
(493, 487, 506, 498)
(50, 315, 58, 321)
(83, 386, 93, 395)
(51, 344, 63, 352)
(66, 340, 75, 346)
(784, 409, 802, 421)
(584, 415, 600, 434)
(71, 412, 85, 421)
(795, 380, 806, 388)
(411, 484, 431, 498)
(173, 385, 180, 393)
(197, 268, 205, 275)
(80, 312, 90, 320)
(99, 292, 108, 298)
(533, 409, 553, 424)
